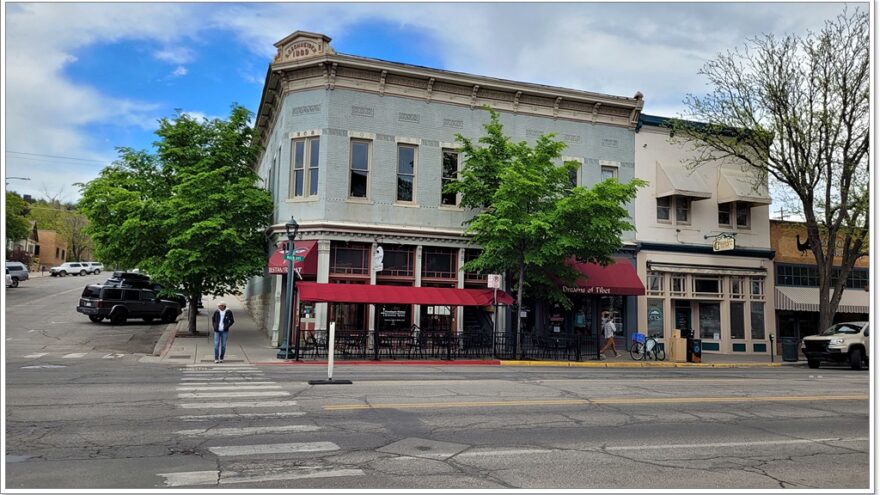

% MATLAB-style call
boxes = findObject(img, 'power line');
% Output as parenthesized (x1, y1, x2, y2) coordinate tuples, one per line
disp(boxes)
(5, 150, 108, 164)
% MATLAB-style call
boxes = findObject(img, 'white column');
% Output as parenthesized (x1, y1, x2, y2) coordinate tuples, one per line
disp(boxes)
(456, 248, 465, 335)
(369, 241, 377, 335)
(413, 245, 423, 326)
(315, 240, 331, 331)
(270, 275, 283, 346)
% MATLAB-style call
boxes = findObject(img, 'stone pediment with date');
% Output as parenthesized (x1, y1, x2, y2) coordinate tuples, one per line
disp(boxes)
(274, 31, 335, 63)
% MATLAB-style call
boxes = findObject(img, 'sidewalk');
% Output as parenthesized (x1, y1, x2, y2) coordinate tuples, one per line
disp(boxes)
(148, 297, 801, 368)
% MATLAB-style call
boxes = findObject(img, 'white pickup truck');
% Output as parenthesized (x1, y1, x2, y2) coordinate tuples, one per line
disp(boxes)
(801, 322, 870, 370)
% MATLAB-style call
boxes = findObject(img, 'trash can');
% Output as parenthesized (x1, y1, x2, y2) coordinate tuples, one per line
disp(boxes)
(687, 338, 702, 363)
(781, 337, 799, 362)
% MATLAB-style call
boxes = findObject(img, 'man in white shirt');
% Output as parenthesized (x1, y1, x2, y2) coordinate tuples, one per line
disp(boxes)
(599, 312, 620, 359)
(211, 301, 235, 363)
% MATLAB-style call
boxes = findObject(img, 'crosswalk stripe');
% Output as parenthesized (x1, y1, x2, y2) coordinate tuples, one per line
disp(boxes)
(23, 353, 48, 358)
(159, 467, 363, 487)
(179, 412, 306, 421)
(184, 365, 257, 369)
(208, 441, 339, 456)
(175, 425, 321, 436)
(182, 370, 263, 374)
(178, 400, 299, 409)
(177, 381, 276, 386)
(180, 376, 266, 381)
(62, 353, 87, 359)
(177, 391, 289, 399)
(176, 385, 282, 392)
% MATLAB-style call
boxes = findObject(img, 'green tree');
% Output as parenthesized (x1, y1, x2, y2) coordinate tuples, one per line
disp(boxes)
(673, 8, 868, 331)
(5, 192, 30, 248)
(447, 109, 644, 353)
(28, 202, 91, 261)
(79, 105, 273, 333)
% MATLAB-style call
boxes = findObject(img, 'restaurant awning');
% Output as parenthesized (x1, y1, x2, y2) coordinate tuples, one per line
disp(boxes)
(775, 286, 869, 314)
(296, 282, 514, 306)
(268, 240, 318, 276)
(717, 168, 771, 205)
(655, 161, 712, 200)
(562, 259, 646, 296)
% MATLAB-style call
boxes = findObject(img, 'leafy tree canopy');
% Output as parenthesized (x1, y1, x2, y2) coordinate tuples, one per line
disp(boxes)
(671, 7, 868, 330)
(446, 108, 644, 344)
(5, 191, 31, 246)
(78, 104, 273, 333)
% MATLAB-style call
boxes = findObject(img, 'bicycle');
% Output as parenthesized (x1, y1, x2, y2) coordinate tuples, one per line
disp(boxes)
(629, 333, 666, 361)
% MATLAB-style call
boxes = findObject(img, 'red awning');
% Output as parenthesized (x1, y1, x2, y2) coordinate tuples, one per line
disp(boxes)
(296, 282, 514, 306)
(562, 258, 646, 296)
(268, 240, 318, 276)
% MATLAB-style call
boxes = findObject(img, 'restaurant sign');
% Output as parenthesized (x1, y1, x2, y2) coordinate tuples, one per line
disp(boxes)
(713, 234, 736, 252)
(562, 286, 612, 295)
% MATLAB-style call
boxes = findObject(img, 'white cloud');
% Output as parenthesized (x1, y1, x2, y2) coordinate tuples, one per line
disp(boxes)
(154, 46, 195, 64)
(171, 66, 188, 77)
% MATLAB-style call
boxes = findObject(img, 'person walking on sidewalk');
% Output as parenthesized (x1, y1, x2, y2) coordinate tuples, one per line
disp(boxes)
(599, 312, 620, 359)
(211, 302, 235, 363)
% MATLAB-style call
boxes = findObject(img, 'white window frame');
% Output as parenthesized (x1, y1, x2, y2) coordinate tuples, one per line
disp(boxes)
(729, 276, 744, 300)
(290, 136, 320, 199)
(646, 271, 664, 295)
(657, 197, 672, 223)
(718, 203, 732, 227)
(750, 277, 765, 300)
(441, 149, 461, 207)
(349, 139, 372, 200)
(735, 202, 751, 230)
(396, 144, 418, 204)
(671, 275, 686, 296)
(692, 276, 721, 297)
(675, 196, 691, 225)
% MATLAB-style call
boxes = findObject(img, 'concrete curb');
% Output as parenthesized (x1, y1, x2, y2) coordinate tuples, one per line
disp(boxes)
(254, 360, 502, 366)
(152, 320, 183, 357)
(500, 360, 785, 368)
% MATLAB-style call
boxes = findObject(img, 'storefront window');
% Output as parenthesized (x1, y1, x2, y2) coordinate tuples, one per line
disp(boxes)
(329, 302, 366, 331)
(730, 301, 745, 339)
(600, 295, 625, 337)
(420, 305, 451, 333)
(646, 272, 663, 295)
(377, 304, 413, 332)
(647, 299, 664, 337)
(699, 302, 721, 340)
(693, 277, 721, 296)
(750, 302, 765, 339)
(671, 275, 685, 295)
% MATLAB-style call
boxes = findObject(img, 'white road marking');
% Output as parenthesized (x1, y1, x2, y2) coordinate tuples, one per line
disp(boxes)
(181, 370, 263, 374)
(177, 381, 277, 386)
(208, 441, 339, 456)
(179, 412, 306, 421)
(178, 400, 299, 409)
(177, 391, 289, 399)
(176, 385, 282, 391)
(457, 448, 557, 458)
(180, 376, 266, 381)
(159, 467, 363, 487)
(102, 353, 125, 359)
(23, 353, 48, 358)
(605, 437, 870, 452)
(184, 365, 257, 369)
(175, 425, 321, 436)
(62, 353, 87, 359)
(21, 365, 67, 369)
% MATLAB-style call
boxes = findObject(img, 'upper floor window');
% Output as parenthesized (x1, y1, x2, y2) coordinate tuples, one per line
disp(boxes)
(601, 165, 618, 181)
(349, 140, 371, 199)
(657, 196, 690, 225)
(750, 277, 765, 299)
(693, 276, 721, 296)
(719, 202, 751, 229)
(730, 277, 744, 299)
(397, 145, 416, 203)
(671, 275, 686, 295)
(291, 137, 320, 198)
(441, 150, 460, 206)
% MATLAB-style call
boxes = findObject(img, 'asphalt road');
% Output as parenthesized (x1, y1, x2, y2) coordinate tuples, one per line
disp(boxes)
(4, 277, 873, 490)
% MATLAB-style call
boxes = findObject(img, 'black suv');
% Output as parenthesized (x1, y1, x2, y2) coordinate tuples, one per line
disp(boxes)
(77, 284, 182, 325)
(103, 272, 187, 308)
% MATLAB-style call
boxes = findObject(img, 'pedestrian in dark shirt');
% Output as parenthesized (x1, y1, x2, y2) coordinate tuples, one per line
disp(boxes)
(211, 301, 235, 363)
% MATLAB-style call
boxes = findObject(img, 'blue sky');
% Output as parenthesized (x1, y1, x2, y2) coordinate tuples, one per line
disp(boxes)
(2, 2, 852, 203)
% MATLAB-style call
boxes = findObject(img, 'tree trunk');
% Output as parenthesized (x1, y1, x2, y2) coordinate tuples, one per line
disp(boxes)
(516, 262, 525, 360)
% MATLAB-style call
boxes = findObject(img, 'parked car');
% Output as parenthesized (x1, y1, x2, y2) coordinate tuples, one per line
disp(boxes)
(5, 261, 29, 286)
(103, 272, 187, 308)
(801, 321, 870, 370)
(50, 262, 91, 277)
(76, 284, 182, 325)
(85, 262, 104, 274)
(6, 268, 14, 288)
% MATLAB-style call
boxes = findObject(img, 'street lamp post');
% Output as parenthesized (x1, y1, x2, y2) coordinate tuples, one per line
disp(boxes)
(279, 217, 299, 360)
